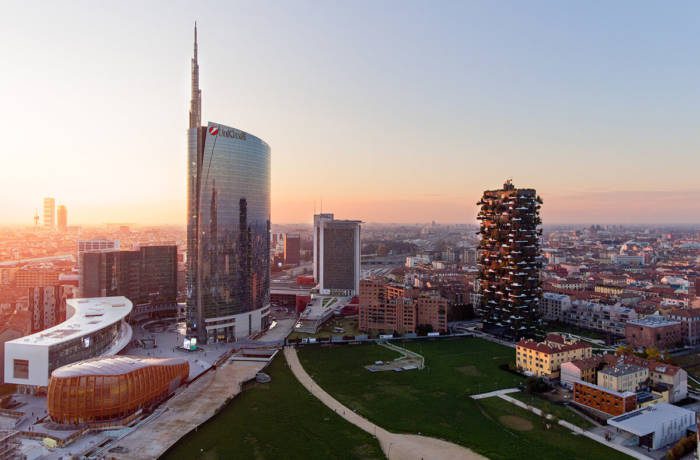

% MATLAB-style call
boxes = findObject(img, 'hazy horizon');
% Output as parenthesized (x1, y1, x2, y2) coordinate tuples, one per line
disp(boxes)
(2, 1, 699, 226)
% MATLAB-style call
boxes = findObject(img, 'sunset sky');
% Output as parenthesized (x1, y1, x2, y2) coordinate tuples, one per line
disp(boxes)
(1, 1, 699, 225)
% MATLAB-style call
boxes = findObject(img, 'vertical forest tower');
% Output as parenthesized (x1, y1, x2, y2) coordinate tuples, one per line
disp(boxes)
(476, 180, 543, 339)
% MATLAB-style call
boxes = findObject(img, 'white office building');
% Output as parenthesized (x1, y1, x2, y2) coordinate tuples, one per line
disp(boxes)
(4, 297, 132, 388)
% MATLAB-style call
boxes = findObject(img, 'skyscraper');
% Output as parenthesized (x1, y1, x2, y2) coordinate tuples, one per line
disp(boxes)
(43, 197, 55, 228)
(81, 246, 177, 314)
(186, 25, 271, 343)
(283, 233, 301, 265)
(57, 205, 67, 232)
(313, 213, 361, 295)
(476, 180, 543, 339)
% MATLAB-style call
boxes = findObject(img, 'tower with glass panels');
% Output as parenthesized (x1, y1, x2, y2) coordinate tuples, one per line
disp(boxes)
(186, 25, 271, 343)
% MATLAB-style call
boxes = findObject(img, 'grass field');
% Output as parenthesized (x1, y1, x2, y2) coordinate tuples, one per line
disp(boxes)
(162, 354, 385, 460)
(298, 338, 630, 460)
(476, 397, 629, 460)
(509, 392, 594, 429)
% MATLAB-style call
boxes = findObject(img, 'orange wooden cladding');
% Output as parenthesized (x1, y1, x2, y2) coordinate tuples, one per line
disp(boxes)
(47, 359, 189, 424)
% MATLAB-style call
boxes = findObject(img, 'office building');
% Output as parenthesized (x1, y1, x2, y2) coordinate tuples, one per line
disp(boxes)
(47, 356, 188, 425)
(43, 197, 55, 228)
(625, 316, 683, 350)
(28, 285, 66, 333)
(186, 25, 271, 343)
(476, 180, 543, 338)
(313, 213, 361, 295)
(284, 233, 301, 265)
(515, 333, 592, 379)
(77, 239, 121, 285)
(57, 205, 67, 232)
(15, 268, 60, 288)
(81, 246, 177, 316)
(4, 297, 133, 388)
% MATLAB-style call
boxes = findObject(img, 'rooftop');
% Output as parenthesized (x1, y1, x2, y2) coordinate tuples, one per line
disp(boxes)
(599, 363, 646, 377)
(52, 355, 188, 378)
(626, 316, 681, 328)
(7, 296, 132, 347)
(607, 403, 695, 436)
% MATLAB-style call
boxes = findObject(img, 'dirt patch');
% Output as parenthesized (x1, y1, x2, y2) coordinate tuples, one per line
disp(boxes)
(457, 365, 482, 377)
(498, 415, 533, 431)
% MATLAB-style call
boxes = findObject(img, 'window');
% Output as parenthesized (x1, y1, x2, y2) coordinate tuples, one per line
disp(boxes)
(13, 359, 29, 379)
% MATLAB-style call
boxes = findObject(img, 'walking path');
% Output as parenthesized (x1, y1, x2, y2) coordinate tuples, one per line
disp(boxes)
(284, 347, 485, 460)
(470, 388, 520, 400)
(106, 360, 265, 460)
(494, 393, 652, 460)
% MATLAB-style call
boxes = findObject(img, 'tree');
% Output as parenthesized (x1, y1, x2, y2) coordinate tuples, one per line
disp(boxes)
(616, 345, 632, 356)
(645, 346, 661, 361)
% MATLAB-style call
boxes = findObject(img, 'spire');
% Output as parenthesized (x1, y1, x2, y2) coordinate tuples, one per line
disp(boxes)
(189, 22, 202, 129)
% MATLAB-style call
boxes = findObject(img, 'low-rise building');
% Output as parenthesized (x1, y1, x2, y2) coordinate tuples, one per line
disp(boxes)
(516, 334, 592, 379)
(603, 354, 688, 403)
(625, 316, 683, 350)
(607, 403, 695, 450)
(539, 292, 571, 321)
(597, 363, 648, 393)
(573, 380, 636, 416)
(560, 356, 602, 388)
(666, 308, 700, 346)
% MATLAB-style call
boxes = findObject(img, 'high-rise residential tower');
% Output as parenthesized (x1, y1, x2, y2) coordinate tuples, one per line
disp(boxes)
(57, 205, 67, 232)
(43, 197, 55, 228)
(313, 213, 361, 296)
(186, 25, 271, 343)
(476, 180, 543, 339)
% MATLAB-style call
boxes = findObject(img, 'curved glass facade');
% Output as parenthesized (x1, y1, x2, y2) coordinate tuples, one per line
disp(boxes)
(48, 356, 189, 424)
(187, 122, 271, 343)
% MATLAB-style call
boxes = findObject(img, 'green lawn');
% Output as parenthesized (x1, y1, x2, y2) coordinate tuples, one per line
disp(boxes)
(476, 397, 629, 460)
(298, 338, 630, 460)
(162, 354, 385, 460)
(509, 391, 594, 429)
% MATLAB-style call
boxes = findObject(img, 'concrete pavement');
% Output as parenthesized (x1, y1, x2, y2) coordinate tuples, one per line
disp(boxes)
(284, 347, 485, 460)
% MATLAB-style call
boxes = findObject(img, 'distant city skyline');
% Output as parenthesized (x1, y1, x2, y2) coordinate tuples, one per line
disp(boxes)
(2, 1, 699, 225)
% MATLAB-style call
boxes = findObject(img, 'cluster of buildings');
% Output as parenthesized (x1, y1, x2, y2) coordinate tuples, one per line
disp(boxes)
(358, 278, 448, 335)
(516, 333, 689, 422)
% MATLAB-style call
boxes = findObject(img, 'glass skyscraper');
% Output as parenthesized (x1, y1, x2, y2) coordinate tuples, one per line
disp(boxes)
(186, 25, 271, 343)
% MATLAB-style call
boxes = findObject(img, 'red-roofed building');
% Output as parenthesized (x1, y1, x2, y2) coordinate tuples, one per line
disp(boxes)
(516, 334, 592, 379)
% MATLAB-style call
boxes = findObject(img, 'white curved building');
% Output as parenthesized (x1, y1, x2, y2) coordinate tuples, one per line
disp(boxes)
(3, 296, 133, 388)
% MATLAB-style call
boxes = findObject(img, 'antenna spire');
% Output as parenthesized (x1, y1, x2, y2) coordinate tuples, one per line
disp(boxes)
(189, 22, 202, 129)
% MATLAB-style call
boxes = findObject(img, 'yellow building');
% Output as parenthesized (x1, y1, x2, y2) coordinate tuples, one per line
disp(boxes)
(597, 364, 648, 393)
(516, 333, 592, 379)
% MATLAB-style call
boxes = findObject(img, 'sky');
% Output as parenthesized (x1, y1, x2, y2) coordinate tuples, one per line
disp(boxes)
(0, 0, 699, 225)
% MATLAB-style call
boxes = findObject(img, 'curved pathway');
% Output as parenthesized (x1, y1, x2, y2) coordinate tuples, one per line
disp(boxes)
(284, 347, 485, 460)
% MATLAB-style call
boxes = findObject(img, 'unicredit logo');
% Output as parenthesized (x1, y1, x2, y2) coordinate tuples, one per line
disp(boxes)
(208, 126, 219, 136)
(208, 125, 246, 140)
